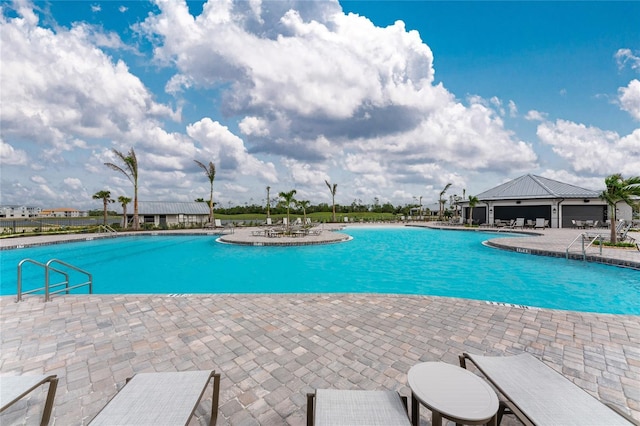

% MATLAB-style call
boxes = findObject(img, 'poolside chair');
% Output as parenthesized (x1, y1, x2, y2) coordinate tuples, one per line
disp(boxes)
(534, 218, 546, 229)
(89, 370, 220, 426)
(214, 219, 223, 228)
(510, 218, 525, 229)
(306, 389, 411, 426)
(1, 374, 58, 426)
(459, 353, 635, 426)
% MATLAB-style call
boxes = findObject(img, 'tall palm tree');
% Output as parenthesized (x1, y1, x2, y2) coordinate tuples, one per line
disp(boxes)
(325, 180, 337, 222)
(297, 199, 310, 225)
(279, 189, 297, 230)
(438, 182, 452, 220)
(468, 195, 479, 225)
(117, 195, 132, 229)
(93, 190, 114, 226)
(600, 174, 640, 243)
(105, 148, 139, 230)
(194, 160, 216, 224)
(266, 186, 271, 218)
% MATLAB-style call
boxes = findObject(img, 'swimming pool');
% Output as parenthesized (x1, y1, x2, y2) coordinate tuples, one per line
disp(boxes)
(1, 227, 638, 314)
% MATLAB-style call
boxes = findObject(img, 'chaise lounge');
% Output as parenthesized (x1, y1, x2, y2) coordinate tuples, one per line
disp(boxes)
(459, 352, 635, 425)
(0, 374, 58, 426)
(88, 370, 220, 426)
(307, 389, 411, 426)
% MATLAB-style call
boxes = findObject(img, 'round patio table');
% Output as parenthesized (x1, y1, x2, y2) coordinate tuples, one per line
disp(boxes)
(408, 362, 499, 426)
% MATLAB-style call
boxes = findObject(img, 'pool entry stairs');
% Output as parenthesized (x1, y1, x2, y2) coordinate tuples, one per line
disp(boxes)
(16, 258, 92, 302)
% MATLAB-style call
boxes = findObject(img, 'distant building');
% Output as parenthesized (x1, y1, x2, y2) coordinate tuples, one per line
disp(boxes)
(459, 174, 614, 228)
(0, 205, 41, 217)
(131, 201, 211, 227)
(40, 208, 87, 218)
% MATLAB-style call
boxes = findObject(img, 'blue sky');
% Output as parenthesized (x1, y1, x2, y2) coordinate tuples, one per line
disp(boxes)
(1, 0, 639, 211)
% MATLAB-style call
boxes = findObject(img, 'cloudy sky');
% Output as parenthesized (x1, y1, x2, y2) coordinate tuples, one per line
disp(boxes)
(1, 0, 639, 211)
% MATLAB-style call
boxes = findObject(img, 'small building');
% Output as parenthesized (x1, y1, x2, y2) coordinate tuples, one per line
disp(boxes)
(459, 174, 619, 228)
(0, 205, 41, 217)
(131, 201, 211, 227)
(40, 208, 86, 218)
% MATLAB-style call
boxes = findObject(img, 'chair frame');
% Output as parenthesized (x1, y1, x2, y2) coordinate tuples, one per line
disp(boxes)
(459, 353, 637, 426)
(0, 374, 58, 426)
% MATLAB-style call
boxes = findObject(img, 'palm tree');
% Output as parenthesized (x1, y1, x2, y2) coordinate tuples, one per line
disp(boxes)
(194, 160, 216, 224)
(468, 195, 479, 225)
(93, 190, 114, 226)
(117, 195, 132, 229)
(279, 189, 297, 230)
(325, 180, 337, 222)
(297, 199, 310, 225)
(105, 148, 139, 230)
(438, 182, 452, 220)
(266, 186, 271, 218)
(600, 174, 640, 243)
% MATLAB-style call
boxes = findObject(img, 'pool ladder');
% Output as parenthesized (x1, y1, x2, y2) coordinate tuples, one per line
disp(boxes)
(17, 258, 92, 302)
(565, 233, 603, 261)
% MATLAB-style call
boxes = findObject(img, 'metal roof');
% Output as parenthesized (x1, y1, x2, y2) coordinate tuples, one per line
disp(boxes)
(136, 201, 210, 215)
(475, 174, 601, 200)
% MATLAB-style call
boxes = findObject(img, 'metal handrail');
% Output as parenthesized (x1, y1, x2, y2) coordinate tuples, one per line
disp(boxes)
(98, 224, 117, 233)
(17, 258, 92, 302)
(565, 233, 603, 261)
(45, 259, 92, 301)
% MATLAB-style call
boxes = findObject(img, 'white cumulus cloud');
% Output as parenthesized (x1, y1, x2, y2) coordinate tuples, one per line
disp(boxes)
(618, 79, 640, 120)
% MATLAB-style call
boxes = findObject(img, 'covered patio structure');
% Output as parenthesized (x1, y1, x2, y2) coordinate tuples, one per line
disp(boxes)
(460, 174, 610, 228)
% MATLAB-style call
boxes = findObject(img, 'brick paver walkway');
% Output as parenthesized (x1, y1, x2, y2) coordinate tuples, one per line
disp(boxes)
(1, 226, 639, 425)
(1, 294, 638, 425)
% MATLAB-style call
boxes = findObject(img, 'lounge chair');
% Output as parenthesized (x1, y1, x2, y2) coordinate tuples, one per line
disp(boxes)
(306, 389, 411, 426)
(510, 218, 525, 229)
(1, 374, 58, 426)
(534, 218, 546, 229)
(89, 370, 220, 426)
(214, 219, 222, 228)
(459, 353, 635, 425)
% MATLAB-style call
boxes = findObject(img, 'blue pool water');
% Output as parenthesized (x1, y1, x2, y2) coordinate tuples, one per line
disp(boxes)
(1, 227, 638, 314)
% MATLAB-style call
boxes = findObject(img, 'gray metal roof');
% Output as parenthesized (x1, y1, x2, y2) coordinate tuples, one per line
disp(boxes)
(136, 201, 210, 215)
(475, 174, 601, 200)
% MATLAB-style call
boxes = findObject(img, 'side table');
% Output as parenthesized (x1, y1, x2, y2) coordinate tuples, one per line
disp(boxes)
(408, 362, 498, 426)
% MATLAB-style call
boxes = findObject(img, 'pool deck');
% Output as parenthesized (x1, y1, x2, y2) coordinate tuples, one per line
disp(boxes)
(1, 225, 639, 425)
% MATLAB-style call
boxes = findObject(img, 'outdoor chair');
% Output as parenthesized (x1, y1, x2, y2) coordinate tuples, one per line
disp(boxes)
(459, 353, 635, 425)
(0, 374, 58, 426)
(88, 370, 220, 426)
(307, 389, 411, 426)
(510, 218, 525, 229)
(534, 218, 546, 229)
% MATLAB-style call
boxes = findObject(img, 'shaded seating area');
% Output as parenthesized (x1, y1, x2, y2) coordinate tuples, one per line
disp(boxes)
(88, 370, 220, 426)
(0, 374, 58, 426)
(307, 389, 410, 426)
(459, 352, 635, 425)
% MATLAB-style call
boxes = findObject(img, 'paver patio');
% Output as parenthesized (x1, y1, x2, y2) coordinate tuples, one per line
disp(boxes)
(1, 294, 638, 425)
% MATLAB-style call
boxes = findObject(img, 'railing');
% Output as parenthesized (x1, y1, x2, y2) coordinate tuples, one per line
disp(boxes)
(566, 233, 603, 261)
(17, 259, 92, 302)
(98, 224, 117, 233)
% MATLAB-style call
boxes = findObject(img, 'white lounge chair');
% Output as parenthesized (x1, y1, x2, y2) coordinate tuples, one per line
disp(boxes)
(307, 389, 410, 426)
(459, 353, 634, 425)
(510, 218, 525, 229)
(534, 218, 546, 229)
(1, 374, 58, 426)
(89, 370, 220, 426)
